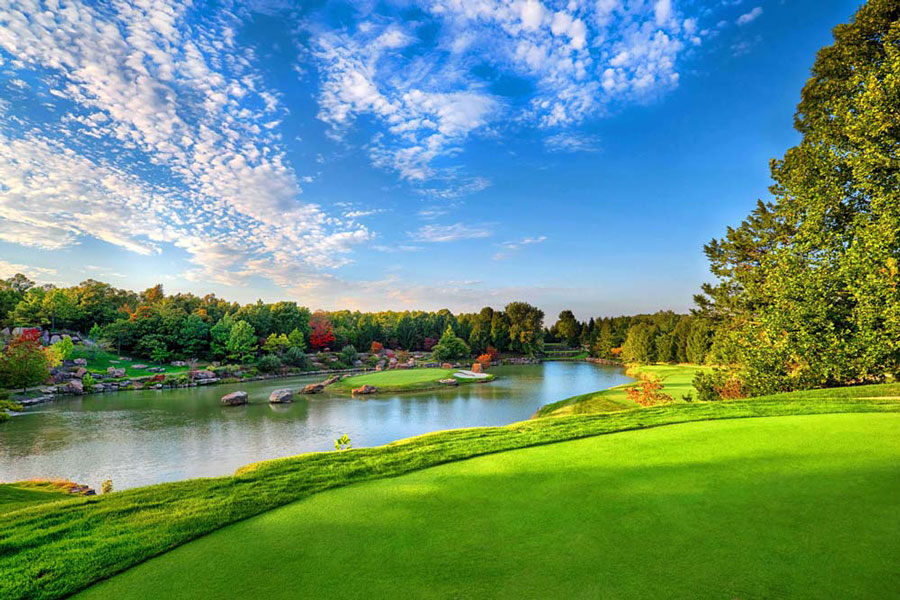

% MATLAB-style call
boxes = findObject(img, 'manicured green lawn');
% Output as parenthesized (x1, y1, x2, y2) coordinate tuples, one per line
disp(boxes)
(4, 384, 900, 600)
(539, 363, 709, 416)
(70, 347, 189, 378)
(333, 367, 493, 393)
(78, 413, 900, 599)
(0, 482, 74, 515)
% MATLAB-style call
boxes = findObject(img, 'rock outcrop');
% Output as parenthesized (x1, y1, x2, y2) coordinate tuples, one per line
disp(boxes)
(351, 384, 377, 395)
(269, 389, 293, 404)
(301, 383, 325, 394)
(220, 391, 249, 406)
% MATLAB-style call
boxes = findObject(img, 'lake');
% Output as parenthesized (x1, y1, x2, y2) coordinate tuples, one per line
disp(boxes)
(0, 362, 630, 490)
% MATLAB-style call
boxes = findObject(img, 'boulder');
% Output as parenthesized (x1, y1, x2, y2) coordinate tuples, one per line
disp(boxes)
(471, 362, 483, 374)
(375, 364, 383, 372)
(221, 391, 249, 406)
(439, 378, 459, 386)
(441, 363, 453, 369)
(107, 367, 126, 378)
(193, 370, 216, 380)
(301, 383, 325, 394)
(74, 367, 87, 378)
(73, 358, 87, 366)
(352, 384, 377, 395)
(66, 380, 84, 395)
(49, 334, 61, 344)
(132, 364, 148, 369)
(322, 376, 340, 386)
(171, 360, 187, 367)
(269, 389, 293, 404)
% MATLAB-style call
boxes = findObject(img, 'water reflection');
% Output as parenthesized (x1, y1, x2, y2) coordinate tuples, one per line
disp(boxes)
(0, 362, 630, 489)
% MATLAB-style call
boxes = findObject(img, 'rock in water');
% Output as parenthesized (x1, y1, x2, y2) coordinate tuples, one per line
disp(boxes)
(301, 383, 325, 394)
(221, 391, 249, 406)
(269, 389, 293, 404)
(438, 378, 459, 386)
(351, 384, 377, 395)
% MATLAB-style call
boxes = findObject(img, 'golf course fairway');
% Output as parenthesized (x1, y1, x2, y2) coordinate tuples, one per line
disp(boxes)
(77, 413, 900, 599)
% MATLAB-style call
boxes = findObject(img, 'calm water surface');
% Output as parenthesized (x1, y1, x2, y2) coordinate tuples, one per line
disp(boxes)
(0, 362, 629, 490)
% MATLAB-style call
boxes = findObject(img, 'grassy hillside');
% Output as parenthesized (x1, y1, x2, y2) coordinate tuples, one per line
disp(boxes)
(71, 347, 189, 378)
(537, 363, 708, 417)
(77, 413, 900, 599)
(3, 384, 900, 599)
(332, 368, 494, 393)
(0, 481, 75, 515)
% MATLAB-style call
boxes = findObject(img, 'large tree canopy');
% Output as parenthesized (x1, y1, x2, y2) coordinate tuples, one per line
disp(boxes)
(697, 0, 900, 394)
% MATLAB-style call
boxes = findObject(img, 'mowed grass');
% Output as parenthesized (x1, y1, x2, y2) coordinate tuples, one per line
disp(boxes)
(538, 363, 709, 417)
(5, 385, 900, 599)
(333, 367, 493, 393)
(78, 413, 900, 600)
(70, 347, 189, 378)
(0, 482, 74, 515)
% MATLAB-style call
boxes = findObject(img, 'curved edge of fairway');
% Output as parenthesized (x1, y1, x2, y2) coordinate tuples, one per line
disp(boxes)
(328, 367, 495, 394)
(4, 384, 900, 600)
(75, 412, 900, 600)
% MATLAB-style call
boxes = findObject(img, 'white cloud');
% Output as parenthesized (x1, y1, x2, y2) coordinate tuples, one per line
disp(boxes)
(736, 7, 763, 25)
(408, 223, 493, 243)
(0, 260, 57, 281)
(0, 0, 370, 289)
(544, 132, 600, 153)
(494, 235, 547, 260)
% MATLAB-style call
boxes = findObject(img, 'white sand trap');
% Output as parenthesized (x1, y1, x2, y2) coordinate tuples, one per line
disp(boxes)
(454, 370, 490, 379)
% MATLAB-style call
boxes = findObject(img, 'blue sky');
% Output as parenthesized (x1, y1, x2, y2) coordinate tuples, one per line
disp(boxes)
(0, 0, 861, 319)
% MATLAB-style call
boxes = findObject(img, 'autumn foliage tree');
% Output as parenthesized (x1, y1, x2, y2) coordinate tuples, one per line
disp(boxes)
(625, 378, 674, 407)
(0, 330, 51, 393)
(310, 312, 336, 350)
(370, 341, 384, 354)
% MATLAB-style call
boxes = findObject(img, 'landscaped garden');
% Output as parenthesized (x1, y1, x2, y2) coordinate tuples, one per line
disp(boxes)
(330, 367, 494, 394)
(3, 385, 900, 599)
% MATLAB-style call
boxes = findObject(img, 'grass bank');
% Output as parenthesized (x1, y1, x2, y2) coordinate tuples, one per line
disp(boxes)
(3, 385, 900, 599)
(77, 413, 900, 599)
(537, 363, 708, 417)
(330, 367, 494, 394)
(0, 481, 76, 515)
(71, 347, 189, 378)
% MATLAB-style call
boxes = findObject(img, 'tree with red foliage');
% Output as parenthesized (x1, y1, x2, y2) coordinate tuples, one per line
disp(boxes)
(475, 354, 492, 370)
(0, 330, 50, 393)
(309, 312, 336, 350)
(370, 341, 384, 354)
(485, 345, 500, 362)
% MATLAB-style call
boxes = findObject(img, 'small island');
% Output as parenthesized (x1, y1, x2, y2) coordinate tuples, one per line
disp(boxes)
(329, 367, 494, 395)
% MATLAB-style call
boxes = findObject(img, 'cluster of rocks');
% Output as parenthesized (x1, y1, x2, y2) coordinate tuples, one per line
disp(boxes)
(351, 384, 377, 395)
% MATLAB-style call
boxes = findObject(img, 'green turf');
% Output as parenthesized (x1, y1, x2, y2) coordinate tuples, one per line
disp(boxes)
(70, 347, 189, 378)
(538, 363, 709, 416)
(0, 482, 77, 514)
(5, 385, 900, 600)
(333, 367, 494, 393)
(77, 413, 900, 600)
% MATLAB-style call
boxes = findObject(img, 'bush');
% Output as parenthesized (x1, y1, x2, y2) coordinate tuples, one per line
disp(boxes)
(625, 378, 674, 407)
(431, 326, 470, 361)
(339, 345, 358, 366)
(693, 370, 747, 402)
(82, 373, 96, 392)
(485, 345, 500, 362)
(284, 346, 308, 368)
(475, 354, 492, 369)
(257, 354, 283, 373)
(370, 341, 383, 354)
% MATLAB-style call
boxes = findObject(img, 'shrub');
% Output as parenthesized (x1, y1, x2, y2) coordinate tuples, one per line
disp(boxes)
(475, 354, 492, 369)
(334, 434, 352, 451)
(370, 341, 384, 354)
(284, 346, 308, 368)
(693, 370, 747, 402)
(82, 373, 96, 392)
(101, 479, 113, 494)
(423, 337, 437, 351)
(396, 350, 411, 365)
(485, 345, 500, 362)
(339, 345, 358, 366)
(431, 326, 470, 362)
(257, 354, 282, 373)
(625, 379, 674, 407)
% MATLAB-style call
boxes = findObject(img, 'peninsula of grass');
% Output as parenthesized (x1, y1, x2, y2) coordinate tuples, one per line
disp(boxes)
(330, 367, 494, 394)
(3, 384, 900, 600)
(537, 363, 709, 417)
(78, 413, 900, 600)
(0, 481, 75, 515)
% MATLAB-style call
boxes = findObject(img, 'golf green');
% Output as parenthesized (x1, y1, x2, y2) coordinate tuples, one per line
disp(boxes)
(78, 413, 900, 599)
